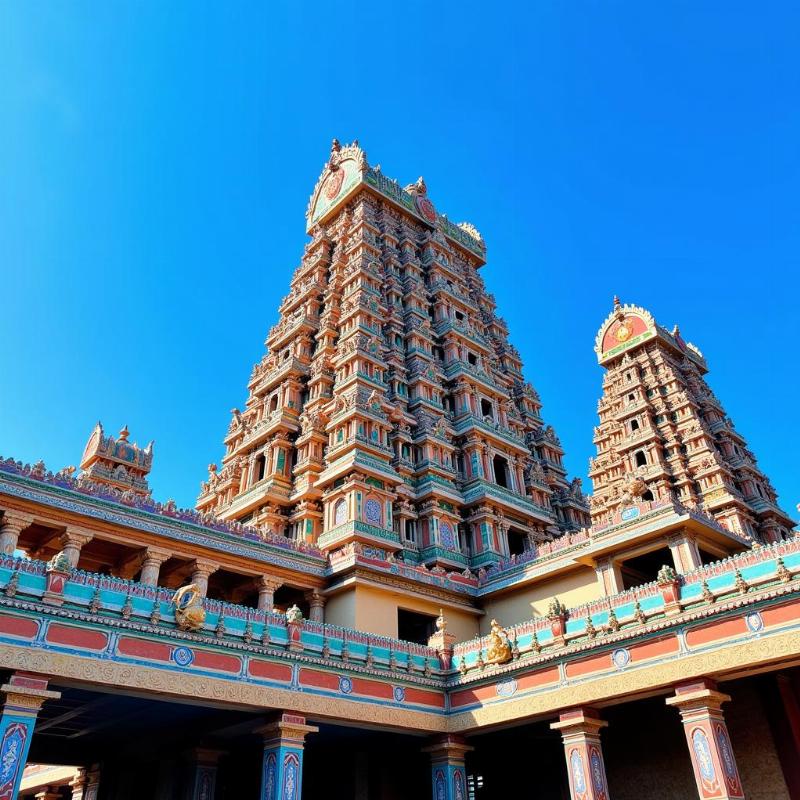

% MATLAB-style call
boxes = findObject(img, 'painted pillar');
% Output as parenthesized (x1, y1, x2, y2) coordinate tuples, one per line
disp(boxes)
(666, 679, 744, 800)
(595, 557, 623, 596)
(257, 712, 318, 800)
(668, 532, 702, 573)
(0, 673, 61, 800)
(550, 708, 611, 800)
(140, 547, 172, 586)
(69, 765, 101, 800)
(422, 735, 472, 800)
(189, 559, 218, 598)
(305, 590, 325, 623)
(186, 748, 222, 800)
(258, 577, 282, 612)
(59, 528, 93, 568)
(0, 511, 33, 556)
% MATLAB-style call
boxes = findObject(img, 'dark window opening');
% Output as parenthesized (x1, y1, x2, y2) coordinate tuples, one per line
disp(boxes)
(397, 609, 437, 645)
(269, 395, 279, 413)
(480, 399, 493, 419)
(635, 450, 647, 467)
(493, 455, 510, 489)
(699, 548, 718, 566)
(630, 419, 640, 432)
(507, 528, 527, 556)
(620, 546, 674, 590)
(273, 585, 309, 618)
(255, 453, 267, 482)
(641, 489, 654, 502)
(468, 352, 478, 366)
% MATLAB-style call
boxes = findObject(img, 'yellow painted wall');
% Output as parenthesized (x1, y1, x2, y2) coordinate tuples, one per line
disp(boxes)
(480, 566, 600, 633)
(325, 584, 480, 642)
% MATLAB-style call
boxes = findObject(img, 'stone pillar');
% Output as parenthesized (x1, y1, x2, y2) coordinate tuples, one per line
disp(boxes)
(0, 673, 61, 800)
(551, 707, 611, 800)
(668, 532, 702, 573)
(70, 766, 101, 800)
(189, 559, 218, 598)
(0, 511, 33, 556)
(666, 680, 745, 800)
(186, 748, 221, 800)
(305, 590, 325, 623)
(422, 735, 472, 800)
(60, 528, 94, 568)
(258, 577, 282, 612)
(595, 557, 623, 596)
(257, 712, 318, 800)
(140, 548, 171, 586)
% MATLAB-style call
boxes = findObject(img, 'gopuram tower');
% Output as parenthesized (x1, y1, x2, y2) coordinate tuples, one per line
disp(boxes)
(590, 298, 794, 543)
(197, 139, 589, 571)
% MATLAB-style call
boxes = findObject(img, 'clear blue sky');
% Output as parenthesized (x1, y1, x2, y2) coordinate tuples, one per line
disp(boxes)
(1, 3, 797, 516)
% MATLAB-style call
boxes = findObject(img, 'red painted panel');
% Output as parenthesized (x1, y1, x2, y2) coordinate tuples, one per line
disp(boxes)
(450, 683, 498, 707)
(566, 651, 612, 679)
(192, 650, 241, 673)
(46, 623, 107, 651)
(117, 636, 173, 662)
(685, 617, 747, 648)
(352, 677, 393, 700)
(516, 666, 560, 691)
(404, 687, 445, 709)
(761, 600, 800, 627)
(248, 659, 293, 682)
(0, 614, 38, 640)
(630, 635, 679, 662)
(298, 668, 339, 690)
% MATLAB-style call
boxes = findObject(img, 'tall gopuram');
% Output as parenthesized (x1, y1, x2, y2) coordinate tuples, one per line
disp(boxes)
(590, 298, 794, 543)
(2, 142, 800, 800)
(197, 139, 590, 576)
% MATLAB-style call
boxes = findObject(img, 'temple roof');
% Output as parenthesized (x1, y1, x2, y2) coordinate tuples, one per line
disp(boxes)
(594, 297, 706, 368)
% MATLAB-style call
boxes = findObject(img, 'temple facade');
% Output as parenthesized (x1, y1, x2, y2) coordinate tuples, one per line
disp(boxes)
(0, 141, 797, 800)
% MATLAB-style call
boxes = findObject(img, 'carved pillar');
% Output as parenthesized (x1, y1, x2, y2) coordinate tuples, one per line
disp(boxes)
(422, 735, 472, 800)
(60, 528, 94, 568)
(0, 673, 61, 800)
(0, 511, 33, 556)
(186, 748, 222, 800)
(550, 708, 611, 800)
(305, 590, 325, 623)
(666, 680, 745, 799)
(69, 765, 101, 800)
(189, 560, 218, 598)
(257, 712, 318, 800)
(595, 557, 623, 596)
(258, 577, 283, 612)
(668, 532, 702, 573)
(140, 548, 172, 586)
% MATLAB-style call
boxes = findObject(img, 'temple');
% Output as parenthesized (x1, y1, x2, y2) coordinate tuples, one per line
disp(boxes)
(0, 140, 797, 800)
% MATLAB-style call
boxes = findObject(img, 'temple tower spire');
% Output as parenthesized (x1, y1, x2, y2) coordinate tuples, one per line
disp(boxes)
(197, 140, 589, 568)
(590, 299, 794, 542)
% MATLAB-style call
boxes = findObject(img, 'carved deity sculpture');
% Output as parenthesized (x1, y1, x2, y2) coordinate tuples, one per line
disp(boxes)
(172, 584, 206, 631)
(485, 619, 512, 665)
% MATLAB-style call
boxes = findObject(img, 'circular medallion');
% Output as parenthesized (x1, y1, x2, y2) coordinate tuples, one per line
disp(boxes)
(495, 677, 517, 697)
(415, 194, 437, 224)
(393, 686, 406, 703)
(745, 611, 763, 632)
(324, 168, 345, 200)
(172, 646, 194, 667)
(611, 648, 630, 669)
(339, 676, 353, 694)
(615, 319, 633, 342)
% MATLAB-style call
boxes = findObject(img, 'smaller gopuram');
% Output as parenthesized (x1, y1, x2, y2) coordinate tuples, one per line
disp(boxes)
(78, 422, 154, 499)
(590, 298, 794, 543)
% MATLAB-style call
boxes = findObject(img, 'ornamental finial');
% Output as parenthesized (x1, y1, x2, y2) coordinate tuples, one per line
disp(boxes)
(613, 295, 620, 309)
(119, 425, 130, 441)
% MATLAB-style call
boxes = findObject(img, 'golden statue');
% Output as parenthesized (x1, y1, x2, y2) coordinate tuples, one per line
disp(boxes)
(172, 583, 206, 631)
(485, 618, 512, 665)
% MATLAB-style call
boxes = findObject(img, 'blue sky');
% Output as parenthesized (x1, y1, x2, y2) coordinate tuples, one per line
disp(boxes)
(1, 2, 797, 515)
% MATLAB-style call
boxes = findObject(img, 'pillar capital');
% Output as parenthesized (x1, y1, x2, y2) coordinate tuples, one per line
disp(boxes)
(423, 734, 472, 800)
(257, 711, 318, 746)
(61, 527, 94, 547)
(551, 708, 611, 800)
(190, 558, 219, 577)
(422, 734, 473, 760)
(0, 672, 61, 713)
(666, 679, 744, 799)
(0, 510, 34, 532)
(259, 575, 283, 592)
(142, 546, 172, 565)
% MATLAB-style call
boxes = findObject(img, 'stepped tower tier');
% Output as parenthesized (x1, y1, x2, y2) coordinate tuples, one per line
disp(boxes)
(589, 298, 795, 543)
(197, 139, 589, 569)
